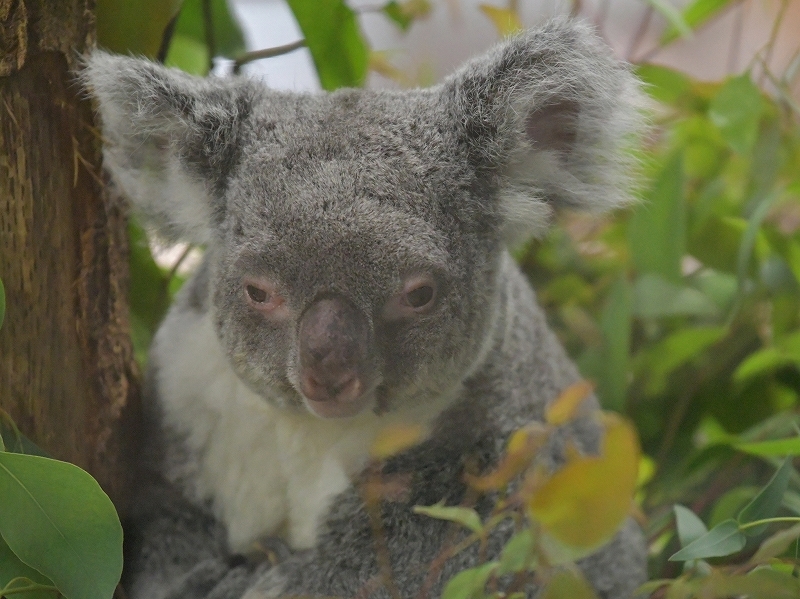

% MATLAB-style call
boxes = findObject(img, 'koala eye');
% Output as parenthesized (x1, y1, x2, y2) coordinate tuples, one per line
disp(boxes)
(384, 275, 438, 320)
(246, 285, 268, 303)
(404, 284, 435, 309)
(243, 278, 288, 318)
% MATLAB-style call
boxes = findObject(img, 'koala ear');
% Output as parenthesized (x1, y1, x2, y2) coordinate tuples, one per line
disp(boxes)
(441, 19, 645, 242)
(82, 52, 258, 243)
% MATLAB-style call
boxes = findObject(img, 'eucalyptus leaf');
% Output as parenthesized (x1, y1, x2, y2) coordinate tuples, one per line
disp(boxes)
(286, 0, 369, 90)
(412, 503, 483, 534)
(662, 0, 736, 44)
(669, 519, 745, 561)
(635, 64, 692, 105)
(172, 0, 246, 59)
(709, 75, 765, 155)
(598, 276, 631, 411)
(497, 529, 536, 575)
(440, 561, 497, 599)
(0, 453, 123, 599)
(642, 0, 691, 40)
(96, 0, 182, 56)
(629, 153, 685, 282)
(673, 505, 708, 548)
(632, 275, 718, 319)
(540, 569, 599, 599)
(751, 523, 800, 562)
(738, 459, 792, 535)
(734, 437, 800, 457)
(0, 534, 55, 599)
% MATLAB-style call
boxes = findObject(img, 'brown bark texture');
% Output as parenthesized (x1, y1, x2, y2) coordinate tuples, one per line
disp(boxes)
(0, 0, 140, 513)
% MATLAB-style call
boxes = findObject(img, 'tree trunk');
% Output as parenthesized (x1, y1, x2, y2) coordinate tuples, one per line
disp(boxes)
(0, 0, 139, 513)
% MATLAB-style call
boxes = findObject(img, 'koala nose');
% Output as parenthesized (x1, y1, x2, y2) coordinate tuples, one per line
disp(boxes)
(297, 295, 373, 414)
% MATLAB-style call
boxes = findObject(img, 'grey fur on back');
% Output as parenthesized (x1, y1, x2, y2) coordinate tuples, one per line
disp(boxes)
(84, 18, 646, 599)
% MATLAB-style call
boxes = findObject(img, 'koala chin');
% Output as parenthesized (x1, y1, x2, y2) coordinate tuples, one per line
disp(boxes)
(84, 18, 647, 599)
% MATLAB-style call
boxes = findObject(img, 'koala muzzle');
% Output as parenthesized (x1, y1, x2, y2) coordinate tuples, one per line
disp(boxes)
(298, 295, 374, 417)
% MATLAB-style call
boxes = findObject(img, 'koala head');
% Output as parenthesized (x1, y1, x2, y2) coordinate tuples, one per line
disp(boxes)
(84, 19, 642, 420)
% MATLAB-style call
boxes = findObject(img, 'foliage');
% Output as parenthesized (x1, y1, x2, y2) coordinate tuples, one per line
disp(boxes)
(0, 413, 123, 599)
(367, 383, 641, 599)
(22, 0, 800, 598)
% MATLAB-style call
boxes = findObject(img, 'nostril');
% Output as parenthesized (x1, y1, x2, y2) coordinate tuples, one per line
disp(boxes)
(329, 374, 362, 401)
(301, 373, 328, 401)
(300, 370, 364, 403)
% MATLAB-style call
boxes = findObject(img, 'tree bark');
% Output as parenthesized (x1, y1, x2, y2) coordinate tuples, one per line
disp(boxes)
(0, 0, 139, 513)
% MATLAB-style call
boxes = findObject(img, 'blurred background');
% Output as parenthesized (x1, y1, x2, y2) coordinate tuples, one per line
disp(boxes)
(232, 0, 800, 94)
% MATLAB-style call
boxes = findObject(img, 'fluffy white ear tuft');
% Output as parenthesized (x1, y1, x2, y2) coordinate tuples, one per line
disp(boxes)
(442, 18, 646, 243)
(82, 52, 258, 244)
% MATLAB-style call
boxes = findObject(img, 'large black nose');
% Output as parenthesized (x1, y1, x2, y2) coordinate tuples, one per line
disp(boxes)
(298, 296, 372, 405)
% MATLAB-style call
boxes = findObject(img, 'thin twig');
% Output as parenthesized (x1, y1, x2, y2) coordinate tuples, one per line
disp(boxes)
(233, 40, 306, 74)
(156, 12, 181, 64)
(167, 244, 196, 281)
(759, 0, 790, 85)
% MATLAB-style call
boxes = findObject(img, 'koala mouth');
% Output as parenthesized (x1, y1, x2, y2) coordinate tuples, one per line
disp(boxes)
(303, 392, 373, 419)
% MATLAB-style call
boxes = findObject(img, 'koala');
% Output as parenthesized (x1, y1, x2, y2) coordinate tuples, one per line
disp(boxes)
(84, 18, 646, 599)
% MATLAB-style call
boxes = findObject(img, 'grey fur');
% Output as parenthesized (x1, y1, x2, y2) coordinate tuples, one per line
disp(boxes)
(84, 18, 646, 599)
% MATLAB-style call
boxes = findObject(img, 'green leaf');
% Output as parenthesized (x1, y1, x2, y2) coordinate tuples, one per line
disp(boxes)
(172, 0, 246, 59)
(637, 326, 726, 395)
(383, 1, 413, 30)
(632, 275, 718, 318)
(497, 529, 536, 575)
(734, 437, 800, 457)
(737, 191, 780, 290)
(413, 502, 483, 534)
(673, 505, 708, 548)
(0, 276, 4, 330)
(690, 216, 769, 275)
(540, 569, 599, 599)
(709, 75, 765, 155)
(0, 416, 49, 457)
(709, 487, 758, 528)
(598, 276, 631, 411)
(0, 453, 123, 599)
(0, 534, 55, 599)
(698, 568, 800, 599)
(662, 0, 736, 44)
(669, 519, 745, 561)
(738, 459, 792, 535)
(629, 153, 685, 282)
(440, 562, 497, 599)
(642, 0, 692, 40)
(751, 523, 800, 562)
(96, 0, 183, 56)
(382, 0, 431, 30)
(165, 33, 211, 76)
(635, 64, 692, 105)
(286, 0, 369, 90)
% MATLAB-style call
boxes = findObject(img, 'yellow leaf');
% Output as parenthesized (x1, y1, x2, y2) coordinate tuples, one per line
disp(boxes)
(545, 381, 594, 426)
(528, 413, 640, 549)
(466, 423, 548, 492)
(479, 4, 523, 37)
(370, 424, 426, 460)
(540, 569, 599, 599)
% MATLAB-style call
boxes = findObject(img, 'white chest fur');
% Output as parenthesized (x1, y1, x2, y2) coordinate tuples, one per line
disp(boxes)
(151, 308, 443, 554)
